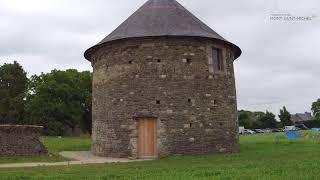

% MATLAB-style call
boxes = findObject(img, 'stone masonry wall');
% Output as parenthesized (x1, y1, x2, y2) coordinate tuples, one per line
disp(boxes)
(91, 37, 239, 158)
(0, 125, 48, 156)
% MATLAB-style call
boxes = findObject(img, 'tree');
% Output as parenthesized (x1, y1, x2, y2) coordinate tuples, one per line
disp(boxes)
(24, 69, 92, 136)
(312, 99, 320, 120)
(0, 61, 27, 124)
(279, 106, 292, 126)
(258, 111, 277, 129)
(238, 110, 266, 129)
(238, 110, 251, 128)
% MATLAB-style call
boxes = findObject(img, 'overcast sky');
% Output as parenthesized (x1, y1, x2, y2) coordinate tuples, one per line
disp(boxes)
(0, 0, 319, 115)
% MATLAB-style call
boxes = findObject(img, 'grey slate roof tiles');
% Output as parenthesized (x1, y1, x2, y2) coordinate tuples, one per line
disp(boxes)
(84, 0, 241, 61)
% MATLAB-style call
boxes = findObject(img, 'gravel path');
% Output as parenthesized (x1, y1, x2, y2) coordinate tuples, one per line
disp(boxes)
(0, 151, 150, 168)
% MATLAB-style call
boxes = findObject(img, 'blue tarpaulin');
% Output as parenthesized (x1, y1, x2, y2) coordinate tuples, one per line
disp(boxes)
(286, 131, 300, 139)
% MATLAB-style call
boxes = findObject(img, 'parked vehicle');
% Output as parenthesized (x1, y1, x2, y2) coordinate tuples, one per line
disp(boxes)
(239, 126, 245, 134)
(243, 129, 255, 134)
(285, 126, 298, 131)
(263, 129, 272, 133)
(254, 129, 264, 133)
(271, 128, 283, 132)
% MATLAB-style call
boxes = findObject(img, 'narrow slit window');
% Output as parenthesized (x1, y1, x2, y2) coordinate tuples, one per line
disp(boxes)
(213, 99, 218, 105)
(212, 48, 223, 71)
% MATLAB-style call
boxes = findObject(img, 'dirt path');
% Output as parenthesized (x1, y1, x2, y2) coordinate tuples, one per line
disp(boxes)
(0, 151, 151, 168)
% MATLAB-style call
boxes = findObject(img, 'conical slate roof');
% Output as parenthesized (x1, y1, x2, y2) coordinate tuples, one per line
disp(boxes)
(84, 0, 241, 60)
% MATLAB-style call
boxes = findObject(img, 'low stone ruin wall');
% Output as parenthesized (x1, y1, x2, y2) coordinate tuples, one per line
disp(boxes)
(0, 125, 48, 156)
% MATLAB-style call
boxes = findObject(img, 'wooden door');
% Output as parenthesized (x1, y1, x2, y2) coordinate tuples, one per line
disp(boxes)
(137, 117, 157, 159)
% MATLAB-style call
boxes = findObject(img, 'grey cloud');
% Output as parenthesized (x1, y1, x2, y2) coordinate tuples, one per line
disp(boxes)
(0, 0, 319, 115)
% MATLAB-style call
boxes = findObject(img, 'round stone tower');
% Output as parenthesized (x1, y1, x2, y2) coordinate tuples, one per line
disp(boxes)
(84, 0, 241, 159)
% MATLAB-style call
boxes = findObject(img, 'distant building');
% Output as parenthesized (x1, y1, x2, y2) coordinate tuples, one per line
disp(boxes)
(291, 112, 313, 124)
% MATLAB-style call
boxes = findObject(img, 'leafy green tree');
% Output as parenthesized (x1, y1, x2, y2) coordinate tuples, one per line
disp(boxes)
(24, 69, 92, 136)
(279, 106, 292, 126)
(238, 110, 266, 129)
(312, 99, 320, 120)
(0, 61, 27, 124)
(238, 110, 251, 128)
(239, 110, 280, 129)
(258, 111, 277, 128)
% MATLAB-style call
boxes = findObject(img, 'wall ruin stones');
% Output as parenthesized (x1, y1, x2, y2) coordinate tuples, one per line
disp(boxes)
(0, 125, 48, 156)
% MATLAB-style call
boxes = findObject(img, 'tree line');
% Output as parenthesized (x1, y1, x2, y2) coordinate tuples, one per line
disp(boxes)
(239, 102, 320, 129)
(0, 61, 92, 136)
(238, 107, 291, 129)
(1, 61, 320, 135)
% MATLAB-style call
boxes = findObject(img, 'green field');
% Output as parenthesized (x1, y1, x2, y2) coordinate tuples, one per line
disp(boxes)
(1, 133, 320, 179)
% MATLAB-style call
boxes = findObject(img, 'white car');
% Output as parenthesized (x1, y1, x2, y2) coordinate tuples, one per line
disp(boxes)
(285, 126, 298, 131)
(239, 127, 245, 134)
(244, 129, 255, 134)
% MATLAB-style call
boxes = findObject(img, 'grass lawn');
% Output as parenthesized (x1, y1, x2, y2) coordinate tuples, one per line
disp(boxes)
(1, 133, 320, 179)
(40, 136, 91, 152)
(0, 136, 91, 164)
